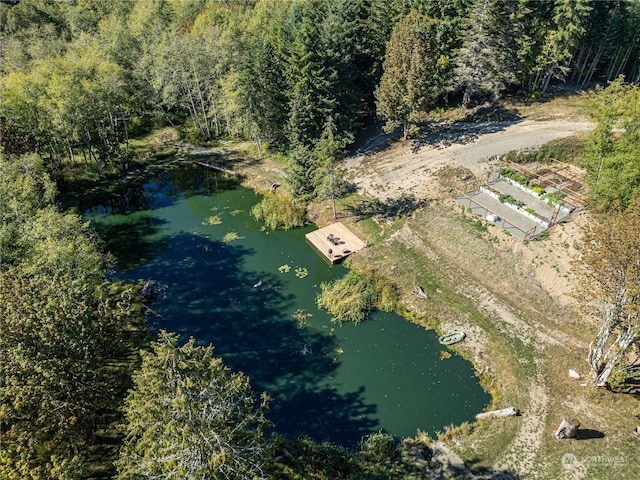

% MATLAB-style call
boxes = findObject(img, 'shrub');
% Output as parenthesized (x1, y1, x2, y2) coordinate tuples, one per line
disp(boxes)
(251, 193, 306, 230)
(359, 431, 396, 464)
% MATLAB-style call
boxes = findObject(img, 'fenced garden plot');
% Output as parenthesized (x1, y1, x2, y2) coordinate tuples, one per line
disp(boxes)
(456, 161, 586, 241)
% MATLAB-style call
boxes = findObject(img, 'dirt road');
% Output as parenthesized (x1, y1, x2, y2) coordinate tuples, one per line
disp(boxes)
(345, 120, 592, 201)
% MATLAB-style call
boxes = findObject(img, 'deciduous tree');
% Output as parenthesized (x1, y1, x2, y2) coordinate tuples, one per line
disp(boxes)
(0, 152, 136, 478)
(585, 78, 640, 212)
(582, 195, 640, 387)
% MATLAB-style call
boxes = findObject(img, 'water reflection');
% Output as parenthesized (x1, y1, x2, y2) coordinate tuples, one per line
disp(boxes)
(118, 231, 378, 445)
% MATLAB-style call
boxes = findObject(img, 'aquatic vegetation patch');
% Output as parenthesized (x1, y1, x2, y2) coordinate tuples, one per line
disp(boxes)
(250, 192, 306, 230)
(278, 264, 291, 273)
(203, 214, 222, 225)
(316, 267, 399, 325)
(295, 267, 308, 278)
(222, 231, 244, 243)
(230, 209, 243, 216)
(292, 308, 313, 328)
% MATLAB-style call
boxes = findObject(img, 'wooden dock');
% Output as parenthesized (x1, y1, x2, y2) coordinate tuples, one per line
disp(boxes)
(305, 222, 367, 264)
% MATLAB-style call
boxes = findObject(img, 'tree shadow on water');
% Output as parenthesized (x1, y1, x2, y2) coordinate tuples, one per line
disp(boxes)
(94, 213, 169, 271)
(129, 232, 378, 446)
(268, 382, 378, 448)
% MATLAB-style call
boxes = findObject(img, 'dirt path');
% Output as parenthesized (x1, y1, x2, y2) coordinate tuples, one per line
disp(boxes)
(473, 291, 552, 479)
(346, 120, 592, 201)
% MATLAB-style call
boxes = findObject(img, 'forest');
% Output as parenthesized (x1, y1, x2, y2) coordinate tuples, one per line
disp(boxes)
(1, 0, 640, 478)
(1, 0, 640, 185)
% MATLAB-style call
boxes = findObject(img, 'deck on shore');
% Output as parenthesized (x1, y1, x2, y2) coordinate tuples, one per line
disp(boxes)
(305, 222, 367, 264)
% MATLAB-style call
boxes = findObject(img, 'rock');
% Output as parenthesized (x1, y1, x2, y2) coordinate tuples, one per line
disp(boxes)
(555, 417, 580, 439)
(568, 368, 581, 380)
(414, 284, 428, 299)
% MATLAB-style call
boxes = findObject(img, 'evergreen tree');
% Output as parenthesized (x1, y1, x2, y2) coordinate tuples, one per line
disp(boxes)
(285, 0, 331, 147)
(116, 331, 270, 480)
(375, 12, 449, 138)
(453, 0, 517, 107)
(312, 116, 349, 219)
(536, 0, 592, 93)
(0, 269, 134, 480)
(363, 0, 405, 107)
(507, 0, 547, 91)
(233, 0, 291, 151)
(569, 0, 640, 88)
(318, 0, 366, 136)
(285, 141, 316, 199)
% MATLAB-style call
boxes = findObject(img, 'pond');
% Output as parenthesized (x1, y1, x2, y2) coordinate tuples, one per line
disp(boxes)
(87, 165, 490, 447)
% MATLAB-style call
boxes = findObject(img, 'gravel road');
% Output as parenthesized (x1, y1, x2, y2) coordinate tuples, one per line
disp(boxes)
(346, 120, 593, 200)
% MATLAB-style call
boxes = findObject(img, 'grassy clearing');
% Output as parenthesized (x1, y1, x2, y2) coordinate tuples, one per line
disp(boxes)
(434, 90, 592, 124)
(337, 197, 639, 477)
(502, 90, 592, 122)
(502, 132, 589, 167)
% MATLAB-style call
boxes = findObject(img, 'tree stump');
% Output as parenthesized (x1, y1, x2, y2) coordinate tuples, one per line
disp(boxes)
(555, 417, 580, 439)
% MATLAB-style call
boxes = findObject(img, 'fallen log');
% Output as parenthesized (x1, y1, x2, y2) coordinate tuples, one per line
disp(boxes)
(475, 406, 519, 420)
(194, 161, 236, 175)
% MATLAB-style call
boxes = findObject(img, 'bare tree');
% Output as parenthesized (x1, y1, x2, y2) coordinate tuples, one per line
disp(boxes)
(580, 196, 640, 387)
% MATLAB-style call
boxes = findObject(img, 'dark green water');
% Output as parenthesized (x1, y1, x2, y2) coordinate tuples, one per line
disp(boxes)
(88, 166, 490, 446)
